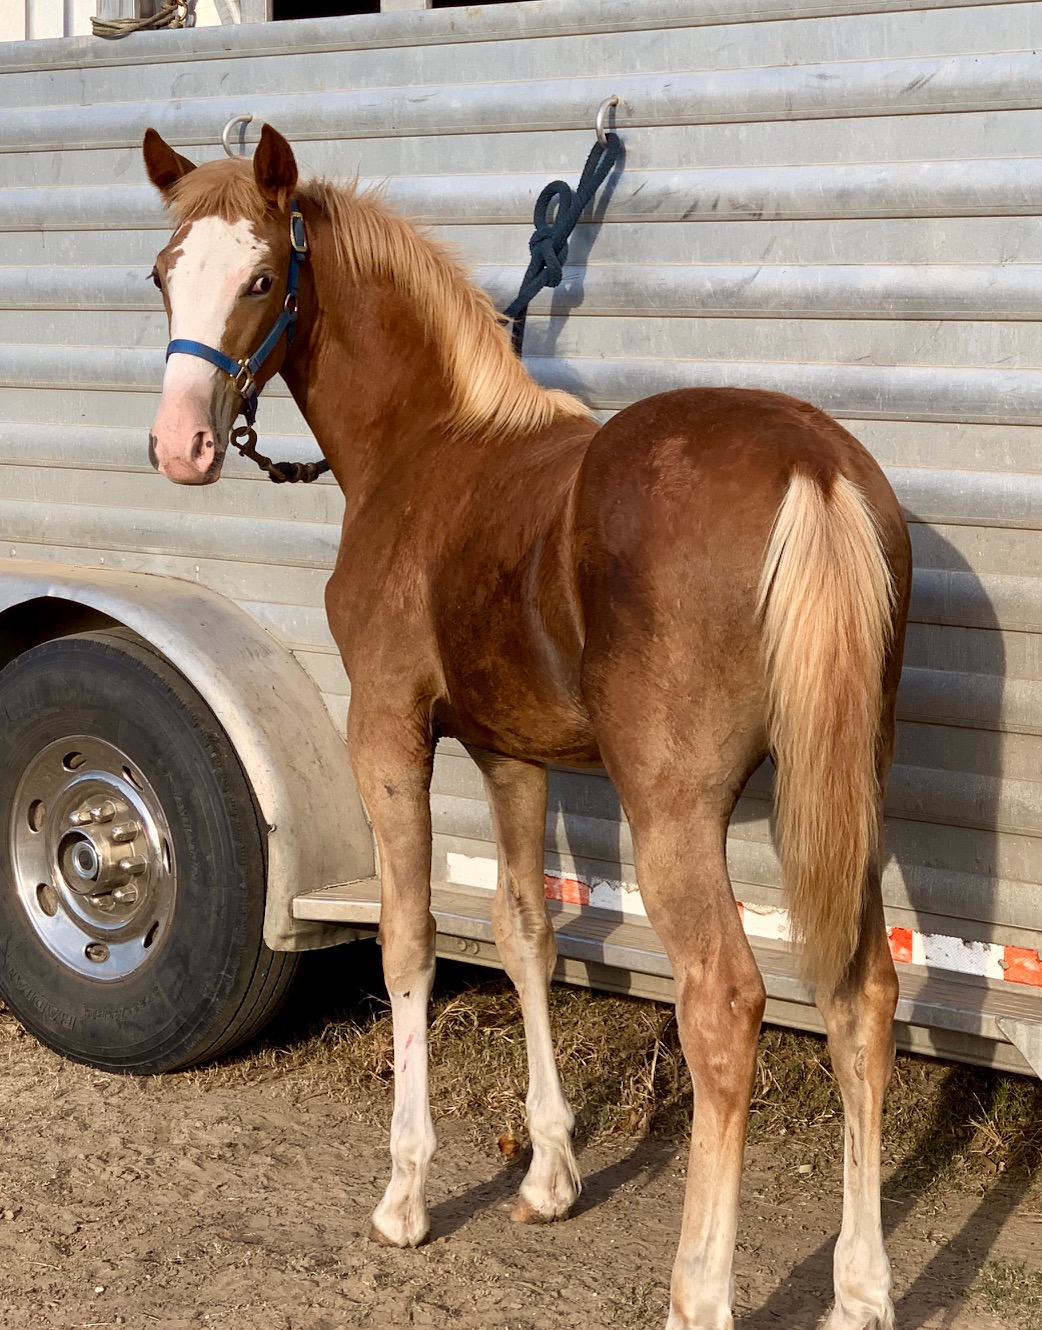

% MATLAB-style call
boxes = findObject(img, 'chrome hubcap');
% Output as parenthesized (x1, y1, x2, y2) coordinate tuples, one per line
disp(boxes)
(10, 737, 176, 981)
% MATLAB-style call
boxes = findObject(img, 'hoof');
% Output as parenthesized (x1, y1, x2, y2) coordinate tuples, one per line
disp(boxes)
(821, 1306, 894, 1330)
(510, 1195, 571, 1225)
(369, 1220, 428, 1248)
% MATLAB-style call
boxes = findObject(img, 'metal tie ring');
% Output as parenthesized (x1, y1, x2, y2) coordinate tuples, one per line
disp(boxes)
(595, 95, 620, 147)
(222, 114, 255, 158)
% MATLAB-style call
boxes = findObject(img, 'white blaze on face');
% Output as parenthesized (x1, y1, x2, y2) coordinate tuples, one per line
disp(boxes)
(151, 216, 271, 484)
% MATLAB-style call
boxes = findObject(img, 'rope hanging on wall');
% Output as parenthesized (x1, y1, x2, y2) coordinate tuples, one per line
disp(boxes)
(91, 0, 187, 38)
(503, 96, 623, 357)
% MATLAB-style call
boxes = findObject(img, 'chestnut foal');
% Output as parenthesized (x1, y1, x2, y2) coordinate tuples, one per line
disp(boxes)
(143, 125, 911, 1330)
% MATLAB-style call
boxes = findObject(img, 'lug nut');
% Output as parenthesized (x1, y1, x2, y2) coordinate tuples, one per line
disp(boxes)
(118, 856, 147, 876)
(111, 885, 140, 905)
(110, 822, 139, 844)
(69, 808, 93, 826)
(88, 801, 117, 824)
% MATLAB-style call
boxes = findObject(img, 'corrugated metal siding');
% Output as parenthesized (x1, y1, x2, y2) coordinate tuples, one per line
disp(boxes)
(2, 0, 1042, 965)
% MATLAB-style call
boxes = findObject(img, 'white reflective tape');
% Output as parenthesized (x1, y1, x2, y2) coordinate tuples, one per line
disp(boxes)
(920, 933, 1005, 980)
(442, 854, 1042, 987)
(445, 851, 497, 891)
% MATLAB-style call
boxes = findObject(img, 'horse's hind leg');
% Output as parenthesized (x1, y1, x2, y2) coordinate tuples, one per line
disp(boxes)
(469, 747, 580, 1223)
(586, 618, 767, 1328)
(817, 856, 898, 1330)
(631, 802, 765, 1330)
(593, 726, 764, 1329)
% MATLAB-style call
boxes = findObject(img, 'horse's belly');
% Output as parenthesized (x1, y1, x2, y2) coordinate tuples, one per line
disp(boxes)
(434, 686, 600, 767)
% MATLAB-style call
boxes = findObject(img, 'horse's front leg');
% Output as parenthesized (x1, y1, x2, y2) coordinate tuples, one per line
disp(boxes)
(350, 703, 437, 1249)
(468, 748, 580, 1223)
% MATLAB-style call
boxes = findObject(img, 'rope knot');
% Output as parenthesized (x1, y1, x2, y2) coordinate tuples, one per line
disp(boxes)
(528, 180, 575, 289)
(530, 233, 567, 288)
(504, 131, 623, 355)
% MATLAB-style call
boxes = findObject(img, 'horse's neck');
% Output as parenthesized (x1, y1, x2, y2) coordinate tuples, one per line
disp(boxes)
(283, 235, 455, 511)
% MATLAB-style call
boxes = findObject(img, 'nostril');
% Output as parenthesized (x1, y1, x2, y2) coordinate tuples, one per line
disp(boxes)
(190, 432, 215, 472)
(147, 434, 159, 471)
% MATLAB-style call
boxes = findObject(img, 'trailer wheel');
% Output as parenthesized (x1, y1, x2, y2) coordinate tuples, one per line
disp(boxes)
(0, 629, 297, 1073)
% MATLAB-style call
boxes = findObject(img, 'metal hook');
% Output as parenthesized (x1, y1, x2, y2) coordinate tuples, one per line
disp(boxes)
(595, 95, 619, 147)
(222, 114, 254, 158)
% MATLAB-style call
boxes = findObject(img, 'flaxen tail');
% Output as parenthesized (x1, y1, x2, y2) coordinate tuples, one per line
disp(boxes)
(757, 471, 896, 993)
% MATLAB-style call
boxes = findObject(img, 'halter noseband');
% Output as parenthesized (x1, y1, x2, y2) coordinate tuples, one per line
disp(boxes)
(164, 202, 308, 438)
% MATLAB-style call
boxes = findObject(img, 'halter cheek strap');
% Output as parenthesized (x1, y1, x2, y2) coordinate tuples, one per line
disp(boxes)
(165, 204, 308, 429)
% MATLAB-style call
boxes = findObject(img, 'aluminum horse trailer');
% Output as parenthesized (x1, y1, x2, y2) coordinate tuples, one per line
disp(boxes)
(1, 0, 1041, 1076)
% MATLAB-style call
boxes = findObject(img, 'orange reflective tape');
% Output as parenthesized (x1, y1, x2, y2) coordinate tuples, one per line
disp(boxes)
(888, 927, 913, 965)
(544, 874, 590, 907)
(1003, 946, 1042, 986)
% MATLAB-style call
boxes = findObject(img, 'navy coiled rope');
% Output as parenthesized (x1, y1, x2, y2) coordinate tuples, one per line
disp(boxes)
(503, 130, 623, 356)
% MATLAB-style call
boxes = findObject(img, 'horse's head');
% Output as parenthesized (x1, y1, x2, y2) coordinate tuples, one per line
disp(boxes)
(143, 125, 300, 484)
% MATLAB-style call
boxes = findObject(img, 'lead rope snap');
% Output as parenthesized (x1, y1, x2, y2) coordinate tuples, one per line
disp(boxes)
(230, 424, 326, 484)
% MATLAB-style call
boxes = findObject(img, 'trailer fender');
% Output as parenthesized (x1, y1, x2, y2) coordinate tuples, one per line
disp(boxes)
(0, 559, 373, 951)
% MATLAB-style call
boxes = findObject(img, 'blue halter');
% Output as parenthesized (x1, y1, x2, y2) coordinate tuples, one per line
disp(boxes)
(165, 203, 307, 429)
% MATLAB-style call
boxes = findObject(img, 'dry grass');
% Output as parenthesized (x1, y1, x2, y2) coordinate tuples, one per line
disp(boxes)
(183, 939, 1042, 1197)
(973, 1261, 1042, 1330)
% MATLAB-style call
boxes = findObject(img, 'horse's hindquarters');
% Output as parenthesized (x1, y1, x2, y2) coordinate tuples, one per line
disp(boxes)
(574, 388, 797, 809)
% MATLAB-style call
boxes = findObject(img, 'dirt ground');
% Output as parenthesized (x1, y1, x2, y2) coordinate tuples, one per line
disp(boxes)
(0, 945, 1039, 1330)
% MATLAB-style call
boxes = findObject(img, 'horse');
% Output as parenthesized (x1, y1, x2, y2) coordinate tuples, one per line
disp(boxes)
(142, 123, 912, 1330)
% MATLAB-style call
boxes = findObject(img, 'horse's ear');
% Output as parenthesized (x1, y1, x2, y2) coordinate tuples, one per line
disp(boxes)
(142, 128, 197, 196)
(253, 123, 298, 208)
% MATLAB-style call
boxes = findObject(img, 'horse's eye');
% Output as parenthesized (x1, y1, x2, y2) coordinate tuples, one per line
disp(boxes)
(250, 275, 274, 296)
(149, 267, 162, 290)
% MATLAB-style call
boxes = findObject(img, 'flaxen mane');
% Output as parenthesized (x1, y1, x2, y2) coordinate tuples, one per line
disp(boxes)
(167, 160, 590, 439)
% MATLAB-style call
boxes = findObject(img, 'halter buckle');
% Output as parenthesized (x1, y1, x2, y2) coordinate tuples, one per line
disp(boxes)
(232, 359, 256, 398)
(290, 209, 308, 257)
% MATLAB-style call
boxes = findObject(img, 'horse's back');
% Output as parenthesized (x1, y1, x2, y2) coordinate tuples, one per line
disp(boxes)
(581, 386, 895, 514)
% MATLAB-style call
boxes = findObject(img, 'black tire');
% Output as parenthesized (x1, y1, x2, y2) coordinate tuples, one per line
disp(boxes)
(0, 629, 298, 1072)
